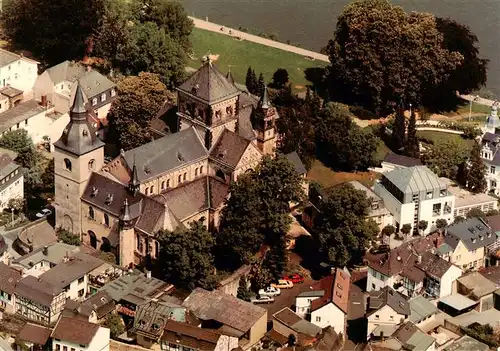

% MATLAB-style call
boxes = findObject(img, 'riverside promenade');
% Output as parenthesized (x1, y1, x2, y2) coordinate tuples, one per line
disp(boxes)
(189, 16, 330, 63)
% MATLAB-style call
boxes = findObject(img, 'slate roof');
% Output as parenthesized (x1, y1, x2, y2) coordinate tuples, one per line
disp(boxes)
(210, 129, 251, 167)
(368, 287, 410, 316)
(482, 132, 500, 143)
(163, 320, 221, 351)
(0, 49, 34, 67)
(415, 251, 456, 279)
(383, 153, 422, 167)
(444, 217, 496, 251)
(17, 323, 52, 345)
(0, 100, 47, 133)
(75, 291, 115, 319)
(237, 105, 256, 140)
(443, 335, 489, 351)
(51, 316, 99, 345)
(178, 61, 240, 104)
(122, 127, 207, 183)
(153, 176, 229, 221)
(182, 288, 266, 334)
(0, 263, 21, 295)
(392, 322, 435, 351)
(133, 300, 186, 338)
(15, 275, 62, 306)
(409, 296, 439, 324)
(285, 151, 307, 175)
(383, 166, 443, 194)
(79, 69, 115, 99)
(310, 268, 350, 314)
(273, 307, 322, 337)
(46, 61, 87, 84)
(457, 272, 497, 298)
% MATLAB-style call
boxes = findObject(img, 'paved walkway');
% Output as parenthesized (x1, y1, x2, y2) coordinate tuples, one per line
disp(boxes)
(189, 16, 330, 63)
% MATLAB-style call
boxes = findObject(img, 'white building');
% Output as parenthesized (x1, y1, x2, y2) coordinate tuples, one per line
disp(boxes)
(373, 165, 455, 235)
(349, 181, 393, 231)
(0, 49, 38, 98)
(480, 105, 500, 195)
(449, 183, 498, 218)
(0, 152, 23, 210)
(51, 315, 109, 351)
(366, 287, 410, 339)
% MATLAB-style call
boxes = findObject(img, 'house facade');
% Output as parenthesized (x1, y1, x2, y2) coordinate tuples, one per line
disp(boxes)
(366, 287, 410, 339)
(0, 49, 38, 98)
(0, 152, 23, 210)
(373, 166, 455, 235)
(0, 263, 21, 313)
(480, 105, 500, 195)
(51, 316, 110, 351)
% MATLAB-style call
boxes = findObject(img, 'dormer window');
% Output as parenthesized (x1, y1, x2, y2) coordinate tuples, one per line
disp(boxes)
(92, 98, 97, 106)
(91, 187, 99, 197)
(101, 93, 106, 102)
(111, 89, 116, 97)
(82, 129, 88, 136)
(105, 193, 114, 205)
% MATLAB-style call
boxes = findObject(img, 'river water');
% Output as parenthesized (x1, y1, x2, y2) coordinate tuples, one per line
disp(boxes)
(181, 0, 500, 96)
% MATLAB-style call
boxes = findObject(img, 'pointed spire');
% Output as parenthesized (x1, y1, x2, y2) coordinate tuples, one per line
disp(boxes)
(226, 65, 235, 85)
(128, 156, 140, 196)
(120, 198, 132, 223)
(71, 83, 87, 115)
(260, 85, 270, 109)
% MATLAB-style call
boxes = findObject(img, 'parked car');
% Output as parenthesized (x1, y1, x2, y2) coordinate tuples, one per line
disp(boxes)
(283, 274, 304, 284)
(251, 295, 274, 304)
(258, 286, 281, 297)
(271, 279, 294, 289)
(35, 208, 52, 218)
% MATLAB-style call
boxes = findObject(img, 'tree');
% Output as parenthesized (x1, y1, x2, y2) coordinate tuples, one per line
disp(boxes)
(0, 129, 39, 169)
(236, 277, 251, 302)
(116, 22, 186, 87)
(245, 67, 255, 93)
(326, 0, 463, 114)
(467, 208, 486, 219)
(57, 228, 80, 245)
(41, 159, 55, 192)
(105, 313, 125, 339)
(381, 224, 395, 237)
(132, 0, 193, 50)
(312, 183, 379, 266)
(157, 221, 216, 291)
(107, 72, 174, 150)
(272, 68, 289, 89)
(316, 103, 379, 171)
(401, 224, 412, 237)
(405, 110, 420, 158)
(422, 139, 469, 180)
(2, 0, 106, 65)
(454, 216, 466, 224)
(256, 73, 265, 96)
(435, 219, 448, 233)
(418, 220, 428, 234)
(7, 198, 25, 213)
(464, 142, 487, 193)
(262, 238, 287, 279)
(393, 102, 406, 152)
(487, 209, 499, 217)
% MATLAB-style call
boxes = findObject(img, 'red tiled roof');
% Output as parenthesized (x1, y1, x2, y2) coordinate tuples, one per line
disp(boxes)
(18, 323, 52, 345)
(311, 268, 350, 314)
(51, 316, 99, 345)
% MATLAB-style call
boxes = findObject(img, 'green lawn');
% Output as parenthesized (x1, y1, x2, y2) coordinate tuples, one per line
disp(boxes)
(444, 102, 492, 116)
(307, 159, 381, 189)
(416, 130, 475, 149)
(188, 28, 327, 92)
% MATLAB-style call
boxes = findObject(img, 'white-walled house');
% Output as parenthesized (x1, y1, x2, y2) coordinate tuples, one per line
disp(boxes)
(480, 105, 500, 195)
(373, 166, 455, 235)
(0, 152, 23, 210)
(0, 49, 39, 98)
(0, 263, 22, 313)
(51, 316, 109, 351)
(366, 287, 410, 339)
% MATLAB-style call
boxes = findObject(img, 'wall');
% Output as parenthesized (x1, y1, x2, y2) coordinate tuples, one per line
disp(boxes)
(7, 106, 56, 145)
(0, 58, 38, 93)
(310, 303, 345, 335)
(248, 312, 267, 349)
(367, 267, 393, 292)
(81, 205, 117, 250)
(53, 326, 110, 351)
(273, 318, 297, 341)
(367, 305, 406, 337)
(0, 170, 23, 210)
(33, 72, 54, 103)
(419, 195, 455, 233)
(295, 296, 320, 318)
(439, 266, 463, 298)
(215, 335, 238, 351)
(450, 240, 485, 270)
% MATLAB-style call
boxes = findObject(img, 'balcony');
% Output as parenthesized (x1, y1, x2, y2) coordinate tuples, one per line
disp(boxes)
(88, 268, 123, 288)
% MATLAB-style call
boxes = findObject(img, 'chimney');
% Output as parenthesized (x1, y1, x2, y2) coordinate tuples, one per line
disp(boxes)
(145, 269, 151, 279)
(41, 95, 47, 107)
(42, 246, 48, 256)
(417, 254, 422, 264)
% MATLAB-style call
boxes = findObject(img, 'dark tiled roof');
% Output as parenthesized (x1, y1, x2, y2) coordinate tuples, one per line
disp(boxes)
(445, 217, 496, 251)
(210, 129, 251, 168)
(368, 287, 410, 316)
(480, 265, 500, 285)
(15, 275, 62, 306)
(237, 105, 256, 140)
(486, 214, 500, 232)
(492, 150, 500, 166)
(310, 268, 350, 313)
(401, 264, 426, 283)
(122, 127, 207, 183)
(482, 132, 500, 143)
(383, 153, 422, 167)
(163, 320, 220, 351)
(178, 61, 240, 104)
(273, 307, 322, 337)
(18, 323, 52, 345)
(285, 151, 307, 174)
(0, 100, 47, 132)
(0, 263, 21, 295)
(51, 316, 99, 345)
(80, 291, 115, 318)
(415, 251, 455, 279)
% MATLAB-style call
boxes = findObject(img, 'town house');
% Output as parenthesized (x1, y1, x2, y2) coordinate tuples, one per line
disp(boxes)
(0, 263, 22, 313)
(51, 315, 110, 351)
(0, 49, 38, 98)
(366, 287, 410, 339)
(0, 151, 23, 210)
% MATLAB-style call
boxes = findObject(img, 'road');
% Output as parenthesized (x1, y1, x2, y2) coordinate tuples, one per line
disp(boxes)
(189, 16, 329, 63)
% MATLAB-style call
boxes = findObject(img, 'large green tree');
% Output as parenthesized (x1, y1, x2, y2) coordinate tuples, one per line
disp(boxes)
(107, 72, 174, 150)
(422, 138, 469, 179)
(116, 22, 186, 87)
(326, 0, 464, 114)
(316, 102, 378, 171)
(2, 0, 106, 65)
(464, 142, 487, 193)
(392, 101, 406, 152)
(157, 221, 216, 291)
(313, 183, 378, 266)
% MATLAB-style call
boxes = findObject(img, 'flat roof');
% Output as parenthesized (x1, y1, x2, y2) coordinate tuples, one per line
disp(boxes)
(443, 335, 489, 351)
(439, 294, 478, 311)
(451, 309, 500, 328)
(449, 185, 498, 208)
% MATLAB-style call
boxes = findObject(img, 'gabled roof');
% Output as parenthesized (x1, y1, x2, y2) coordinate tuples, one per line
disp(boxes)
(0, 49, 38, 67)
(368, 287, 410, 316)
(383, 165, 443, 194)
(78, 69, 115, 99)
(409, 296, 439, 324)
(15, 275, 62, 306)
(273, 307, 322, 338)
(178, 61, 240, 104)
(415, 251, 457, 280)
(285, 152, 307, 175)
(46, 61, 87, 84)
(163, 320, 221, 351)
(51, 316, 99, 345)
(0, 100, 47, 133)
(210, 129, 251, 168)
(0, 263, 21, 295)
(17, 323, 52, 345)
(445, 217, 496, 251)
(392, 322, 435, 351)
(383, 153, 422, 167)
(310, 268, 350, 314)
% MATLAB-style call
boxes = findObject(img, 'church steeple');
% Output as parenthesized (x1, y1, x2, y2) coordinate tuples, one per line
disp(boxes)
(119, 198, 132, 224)
(259, 85, 270, 110)
(128, 158, 140, 196)
(226, 66, 235, 85)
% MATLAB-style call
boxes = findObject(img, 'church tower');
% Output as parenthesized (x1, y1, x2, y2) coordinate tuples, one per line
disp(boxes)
(255, 86, 278, 155)
(119, 198, 135, 268)
(484, 104, 500, 134)
(54, 83, 105, 235)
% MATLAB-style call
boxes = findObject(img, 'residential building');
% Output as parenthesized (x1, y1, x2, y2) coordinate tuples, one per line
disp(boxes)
(54, 60, 281, 268)
(373, 166, 454, 235)
(0, 49, 39, 97)
(51, 315, 110, 351)
(367, 321, 436, 351)
(481, 105, 500, 195)
(437, 294, 479, 317)
(449, 184, 498, 218)
(161, 320, 239, 351)
(272, 307, 322, 346)
(63, 291, 115, 324)
(408, 296, 439, 330)
(0, 152, 23, 210)
(378, 153, 423, 173)
(34, 61, 116, 120)
(182, 288, 267, 349)
(454, 272, 497, 312)
(295, 268, 349, 334)
(443, 335, 489, 351)
(366, 287, 410, 338)
(439, 217, 496, 270)
(415, 251, 462, 299)
(0, 263, 21, 313)
(348, 181, 393, 231)
(17, 323, 52, 351)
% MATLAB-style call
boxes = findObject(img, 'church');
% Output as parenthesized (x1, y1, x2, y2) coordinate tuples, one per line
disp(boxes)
(53, 59, 279, 267)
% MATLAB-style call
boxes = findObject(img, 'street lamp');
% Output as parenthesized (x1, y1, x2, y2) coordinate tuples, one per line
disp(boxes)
(409, 103, 412, 116)
(11, 208, 14, 223)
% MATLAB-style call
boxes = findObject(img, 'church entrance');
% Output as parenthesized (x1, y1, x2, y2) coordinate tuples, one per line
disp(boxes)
(101, 237, 111, 252)
(88, 230, 97, 249)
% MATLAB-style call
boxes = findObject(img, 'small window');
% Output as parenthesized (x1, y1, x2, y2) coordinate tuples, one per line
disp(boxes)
(178, 175, 182, 183)
(25, 119, 28, 126)
(16, 123, 19, 128)
(375, 315, 380, 319)
(136, 234, 143, 252)
(111, 89, 116, 97)
(166, 179, 170, 188)
(145, 188, 149, 195)
(150, 185, 153, 194)
(78, 289, 84, 297)
(161, 181, 165, 190)
(104, 213, 109, 227)
(101, 93, 106, 102)
(64, 158, 72, 171)
(92, 98, 97, 106)
(195, 168, 198, 176)
(88, 206, 95, 220)
(315, 316, 321, 322)
(183, 172, 187, 181)
(88, 159, 95, 170)
(200, 166, 204, 174)
(56, 345, 60, 351)
(78, 276, 84, 284)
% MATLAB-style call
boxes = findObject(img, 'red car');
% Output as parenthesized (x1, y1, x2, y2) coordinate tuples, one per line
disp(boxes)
(283, 274, 304, 284)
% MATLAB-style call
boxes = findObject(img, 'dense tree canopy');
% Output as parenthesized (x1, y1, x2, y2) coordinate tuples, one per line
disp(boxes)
(107, 72, 174, 150)
(422, 138, 469, 180)
(316, 103, 378, 171)
(326, 0, 474, 114)
(312, 183, 378, 266)
(463, 142, 487, 193)
(2, 0, 106, 65)
(157, 221, 216, 290)
(272, 68, 289, 89)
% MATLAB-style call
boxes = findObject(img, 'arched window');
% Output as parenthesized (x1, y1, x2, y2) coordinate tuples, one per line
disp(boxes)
(216, 170, 226, 181)
(167, 179, 170, 188)
(88, 206, 95, 220)
(145, 188, 149, 195)
(104, 213, 109, 227)
(178, 174, 182, 183)
(155, 241, 160, 257)
(200, 166, 204, 174)
(101, 237, 111, 252)
(137, 234, 143, 253)
(195, 168, 198, 176)
(64, 158, 72, 171)
(150, 185, 153, 194)
(183, 172, 187, 181)
(161, 181, 165, 190)
(88, 231, 97, 249)
(88, 159, 95, 170)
